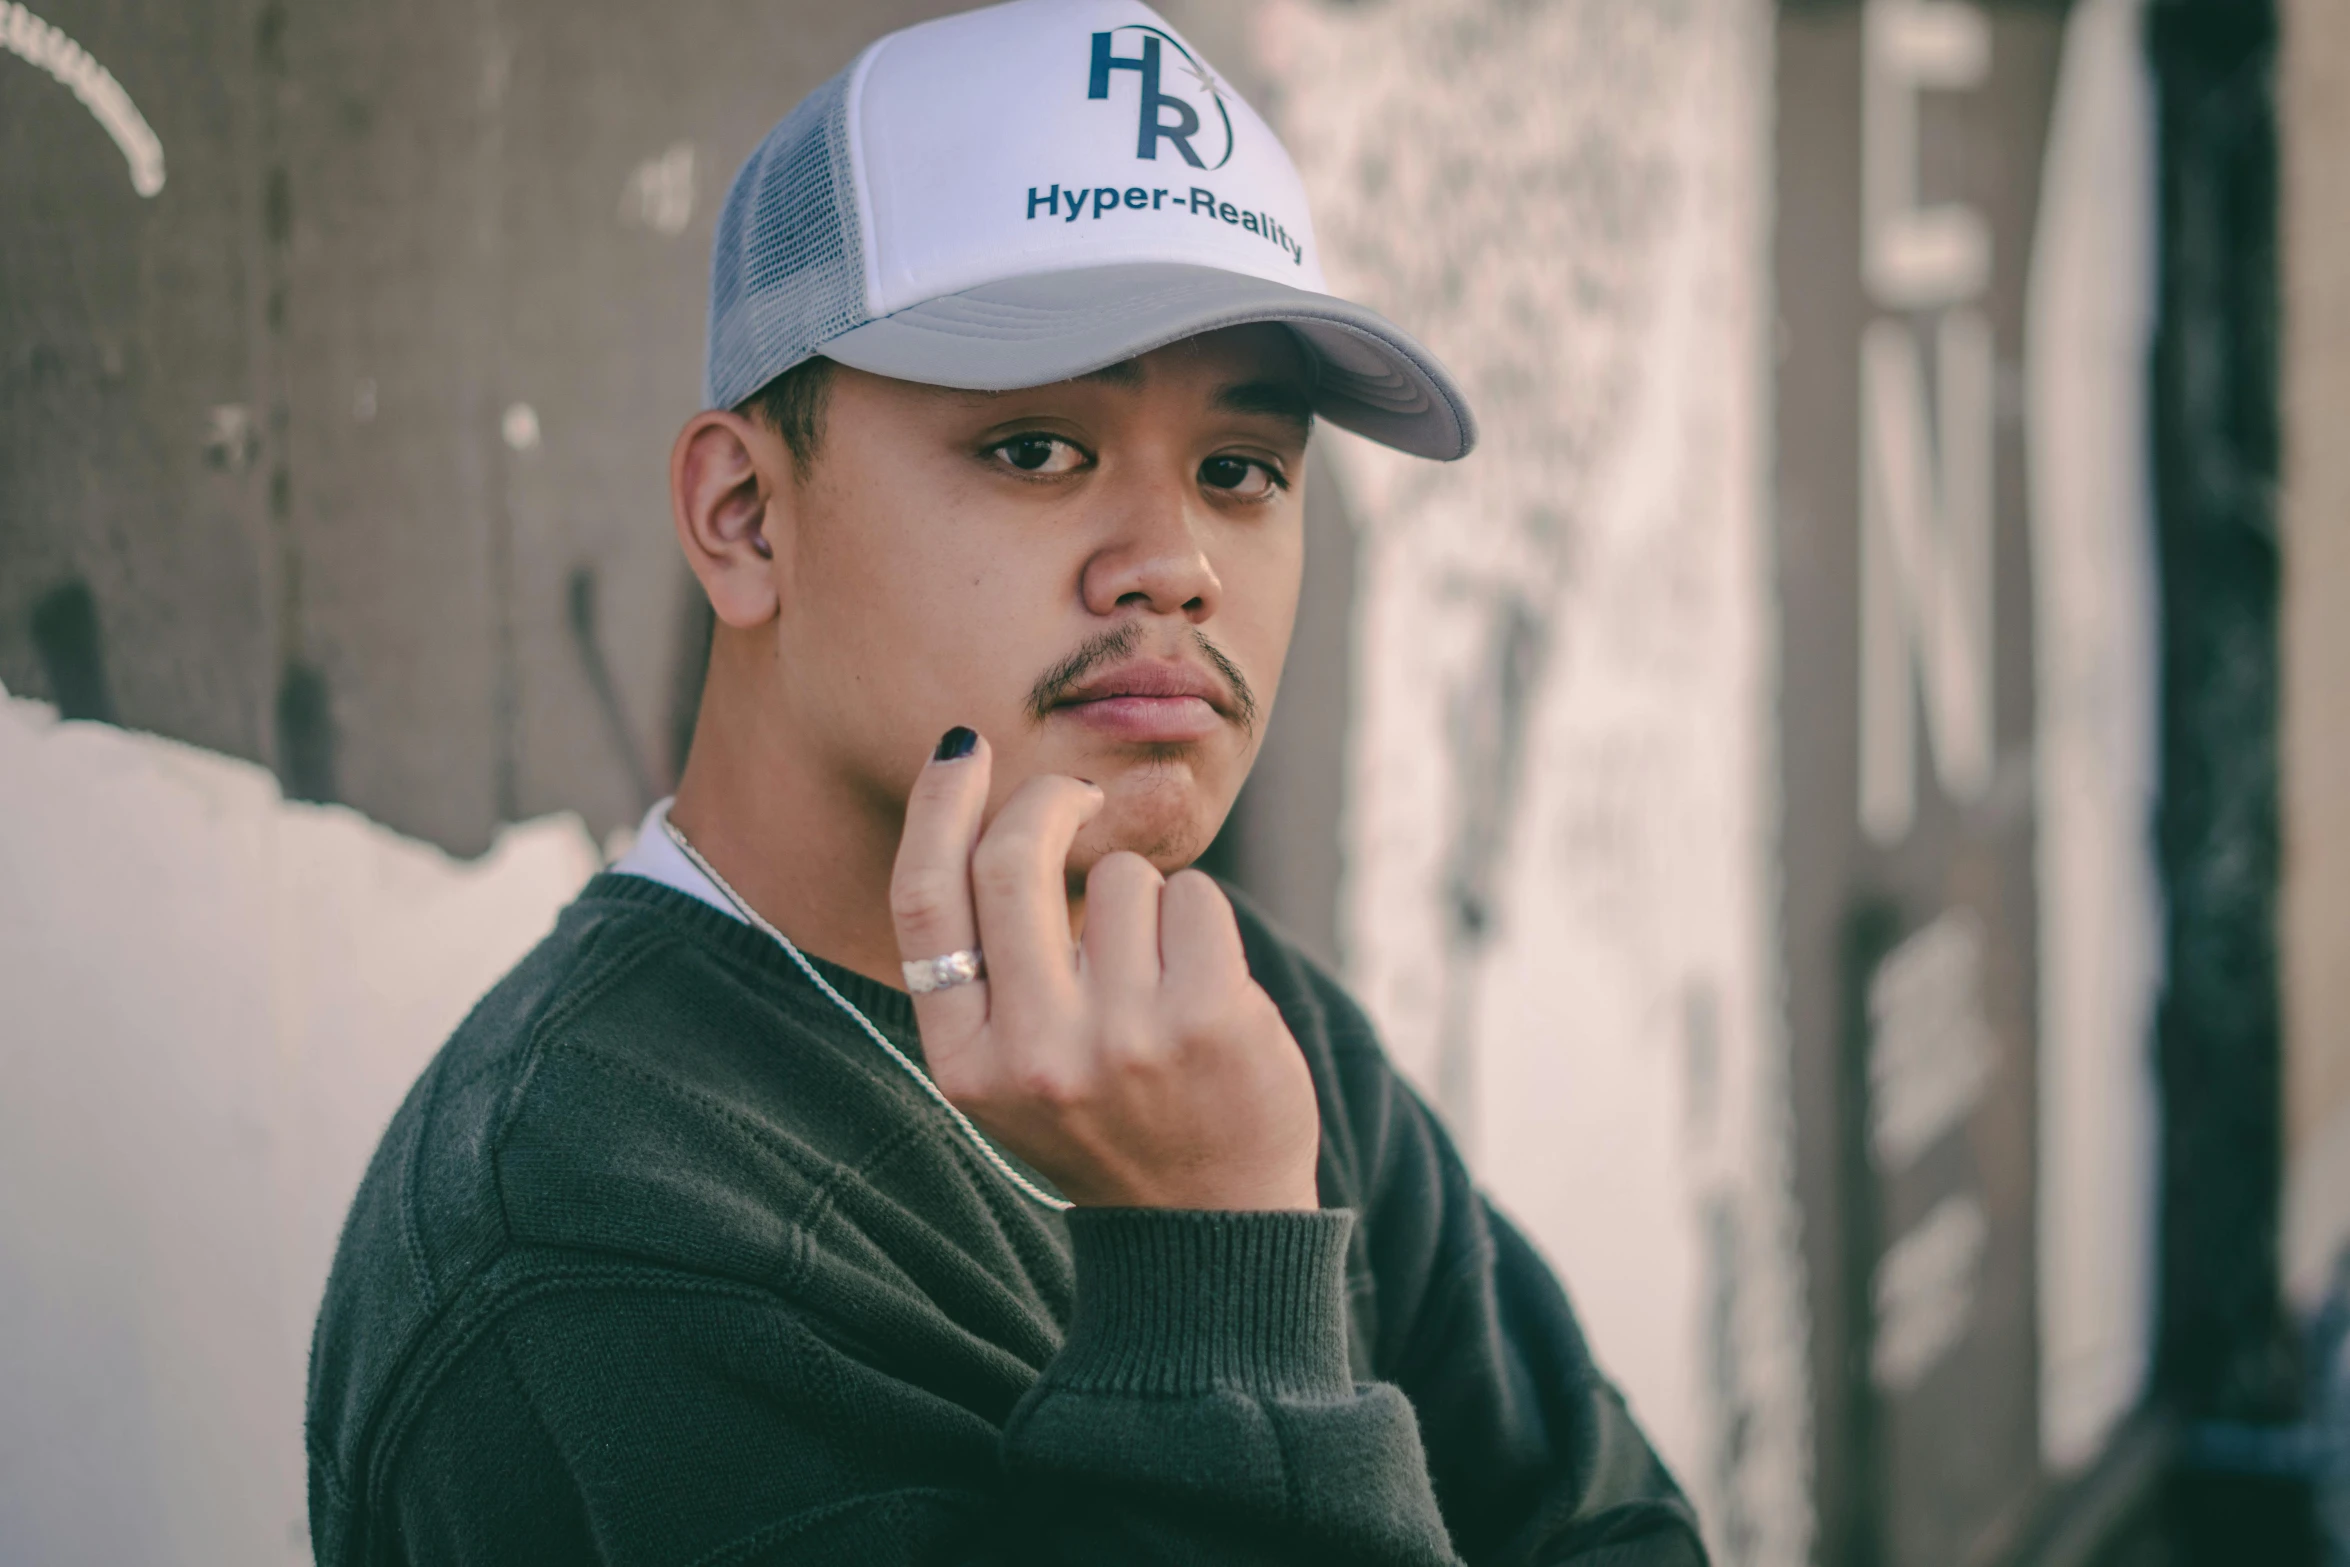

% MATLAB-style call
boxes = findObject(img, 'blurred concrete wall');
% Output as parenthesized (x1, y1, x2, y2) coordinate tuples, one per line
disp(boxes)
(0, 0, 969, 856)
(1771, 5, 2151, 1558)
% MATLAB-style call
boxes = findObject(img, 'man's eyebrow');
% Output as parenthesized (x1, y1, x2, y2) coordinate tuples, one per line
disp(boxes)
(1213, 379, 1315, 429)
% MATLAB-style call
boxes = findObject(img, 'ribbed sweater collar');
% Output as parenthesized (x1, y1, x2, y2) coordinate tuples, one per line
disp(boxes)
(576, 871, 921, 1048)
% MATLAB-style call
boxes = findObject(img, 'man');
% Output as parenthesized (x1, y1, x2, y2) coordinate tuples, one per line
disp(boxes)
(307, 2, 1704, 1562)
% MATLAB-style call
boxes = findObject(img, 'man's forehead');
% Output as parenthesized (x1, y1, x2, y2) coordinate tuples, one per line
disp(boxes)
(1129, 322, 1312, 383)
(943, 328, 1314, 420)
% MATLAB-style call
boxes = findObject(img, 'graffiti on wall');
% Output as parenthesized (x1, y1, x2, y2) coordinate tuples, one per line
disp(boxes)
(0, 2, 164, 195)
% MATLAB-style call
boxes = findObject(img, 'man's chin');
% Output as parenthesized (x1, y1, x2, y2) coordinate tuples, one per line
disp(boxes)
(1072, 773, 1227, 878)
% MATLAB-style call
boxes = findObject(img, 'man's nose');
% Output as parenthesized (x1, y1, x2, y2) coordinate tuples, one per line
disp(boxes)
(1078, 469, 1223, 623)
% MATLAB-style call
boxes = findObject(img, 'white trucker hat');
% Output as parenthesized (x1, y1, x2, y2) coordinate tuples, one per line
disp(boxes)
(705, 0, 1476, 460)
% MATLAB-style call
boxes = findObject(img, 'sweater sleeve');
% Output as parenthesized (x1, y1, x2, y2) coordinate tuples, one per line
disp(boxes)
(373, 1213, 1459, 1567)
(1003, 1206, 1459, 1563)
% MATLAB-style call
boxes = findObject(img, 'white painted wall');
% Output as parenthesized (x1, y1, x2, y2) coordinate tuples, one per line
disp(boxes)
(0, 681, 598, 1565)
(1254, 3, 1810, 1561)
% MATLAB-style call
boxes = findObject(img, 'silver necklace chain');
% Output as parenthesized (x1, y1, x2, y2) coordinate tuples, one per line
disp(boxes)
(657, 815, 1072, 1213)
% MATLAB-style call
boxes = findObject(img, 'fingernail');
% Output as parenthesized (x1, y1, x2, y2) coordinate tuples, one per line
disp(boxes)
(932, 726, 978, 762)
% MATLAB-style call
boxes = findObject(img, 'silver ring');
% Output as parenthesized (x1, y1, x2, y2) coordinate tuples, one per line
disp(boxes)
(902, 948, 985, 995)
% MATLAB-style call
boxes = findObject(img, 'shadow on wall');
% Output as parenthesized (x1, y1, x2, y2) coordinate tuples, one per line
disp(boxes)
(29, 579, 117, 725)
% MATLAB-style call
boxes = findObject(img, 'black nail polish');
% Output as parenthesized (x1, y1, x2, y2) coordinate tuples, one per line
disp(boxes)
(932, 726, 978, 762)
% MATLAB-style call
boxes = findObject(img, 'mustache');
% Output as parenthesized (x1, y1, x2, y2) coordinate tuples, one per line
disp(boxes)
(1023, 622, 1260, 735)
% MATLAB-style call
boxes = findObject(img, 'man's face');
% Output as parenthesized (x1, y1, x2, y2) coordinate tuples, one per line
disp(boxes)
(771, 324, 1312, 876)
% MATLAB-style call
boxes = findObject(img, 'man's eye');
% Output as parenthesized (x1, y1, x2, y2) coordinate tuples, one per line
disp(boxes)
(990, 435, 1086, 475)
(1199, 455, 1282, 498)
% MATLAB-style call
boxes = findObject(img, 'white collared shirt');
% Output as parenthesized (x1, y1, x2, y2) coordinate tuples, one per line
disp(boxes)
(608, 798, 747, 925)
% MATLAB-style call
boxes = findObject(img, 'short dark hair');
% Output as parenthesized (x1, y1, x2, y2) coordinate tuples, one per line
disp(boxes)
(736, 355, 835, 476)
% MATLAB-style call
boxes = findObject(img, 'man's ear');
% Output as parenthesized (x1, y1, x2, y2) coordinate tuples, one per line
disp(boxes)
(671, 411, 791, 628)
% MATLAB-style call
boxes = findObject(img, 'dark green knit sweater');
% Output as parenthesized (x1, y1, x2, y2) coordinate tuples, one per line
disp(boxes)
(306, 873, 1704, 1565)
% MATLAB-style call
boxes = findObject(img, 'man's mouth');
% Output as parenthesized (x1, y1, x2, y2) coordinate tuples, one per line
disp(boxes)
(1050, 658, 1233, 745)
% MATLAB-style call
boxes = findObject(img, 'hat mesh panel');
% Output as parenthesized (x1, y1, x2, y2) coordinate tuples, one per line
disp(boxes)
(705, 65, 870, 409)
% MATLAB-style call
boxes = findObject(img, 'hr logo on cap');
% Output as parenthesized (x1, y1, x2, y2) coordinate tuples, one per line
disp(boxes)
(1087, 25, 1233, 170)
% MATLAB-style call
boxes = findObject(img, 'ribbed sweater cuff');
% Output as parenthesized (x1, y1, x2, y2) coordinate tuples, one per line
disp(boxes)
(1051, 1207, 1356, 1400)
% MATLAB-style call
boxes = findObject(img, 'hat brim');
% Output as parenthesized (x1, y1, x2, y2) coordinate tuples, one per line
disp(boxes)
(818, 262, 1476, 461)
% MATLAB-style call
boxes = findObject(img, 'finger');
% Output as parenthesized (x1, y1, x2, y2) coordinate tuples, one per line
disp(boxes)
(890, 727, 993, 1037)
(968, 774, 1105, 1012)
(1157, 869, 1251, 1002)
(1080, 851, 1165, 999)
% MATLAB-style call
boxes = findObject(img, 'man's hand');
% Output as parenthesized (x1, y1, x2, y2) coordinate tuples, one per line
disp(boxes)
(889, 730, 1323, 1211)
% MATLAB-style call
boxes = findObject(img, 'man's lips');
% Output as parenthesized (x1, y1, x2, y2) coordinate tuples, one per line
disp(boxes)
(1050, 658, 1233, 743)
